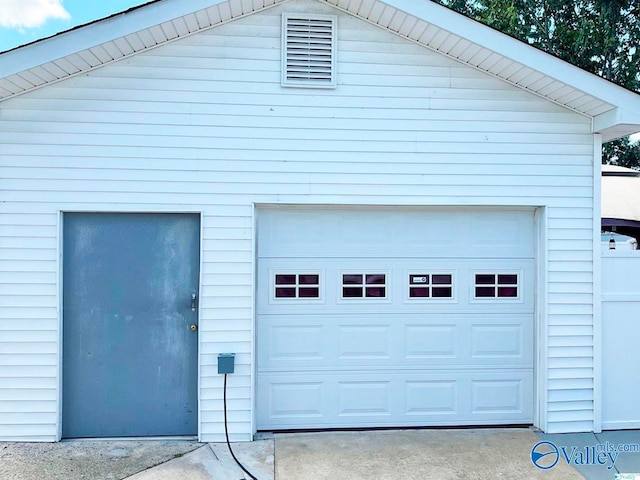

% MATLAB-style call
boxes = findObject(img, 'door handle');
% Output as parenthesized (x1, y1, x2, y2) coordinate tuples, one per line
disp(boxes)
(191, 292, 197, 312)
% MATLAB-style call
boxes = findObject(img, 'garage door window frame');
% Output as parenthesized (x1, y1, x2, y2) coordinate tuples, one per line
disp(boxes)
(269, 269, 325, 303)
(338, 270, 391, 303)
(405, 270, 457, 302)
(471, 270, 522, 302)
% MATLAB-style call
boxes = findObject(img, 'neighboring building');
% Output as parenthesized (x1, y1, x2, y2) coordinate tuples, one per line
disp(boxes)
(602, 164, 640, 244)
(2, 0, 640, 442)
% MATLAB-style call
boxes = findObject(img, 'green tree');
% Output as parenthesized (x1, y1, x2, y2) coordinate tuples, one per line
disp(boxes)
(434, 0, 640, 167)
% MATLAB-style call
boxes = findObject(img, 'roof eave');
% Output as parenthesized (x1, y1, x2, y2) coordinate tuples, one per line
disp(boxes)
(1, 0, 640, 140)
(594, 108, 640, 142)
(0, 0, 231, 78)
(386, 0, 640, 108)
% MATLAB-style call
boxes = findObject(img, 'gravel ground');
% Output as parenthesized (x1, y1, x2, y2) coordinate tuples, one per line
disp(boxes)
(0, 440, 202, 480)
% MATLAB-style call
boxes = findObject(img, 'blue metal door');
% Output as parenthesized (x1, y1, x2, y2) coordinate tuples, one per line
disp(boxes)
(62, 213, 200, 438)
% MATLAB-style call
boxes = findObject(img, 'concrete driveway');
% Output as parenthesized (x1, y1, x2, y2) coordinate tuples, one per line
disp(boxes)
(274, 429, 584, 480)
(3, 428, 640, 479)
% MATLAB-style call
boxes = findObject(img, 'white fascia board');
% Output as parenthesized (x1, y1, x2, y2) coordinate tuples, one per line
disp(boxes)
(594, 108, 640, 141)
(0, 0, 230, 77)
(601, 127, 640, 143)
(386, 0, 640, 113)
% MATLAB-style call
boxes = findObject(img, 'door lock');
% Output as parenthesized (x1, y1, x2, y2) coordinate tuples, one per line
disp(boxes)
(190, 324, 198, 331)
(191, 292, 197, 312)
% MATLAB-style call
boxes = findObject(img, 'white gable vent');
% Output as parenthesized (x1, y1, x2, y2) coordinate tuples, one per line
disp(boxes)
(282, 14, 337, 88)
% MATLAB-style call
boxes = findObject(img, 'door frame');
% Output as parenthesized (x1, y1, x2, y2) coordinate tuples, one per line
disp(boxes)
(56, 209, 204, 441)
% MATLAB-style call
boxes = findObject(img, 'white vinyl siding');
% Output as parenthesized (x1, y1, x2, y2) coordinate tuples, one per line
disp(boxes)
(0, 213, 59, 441)
(0, 0, 594, 440)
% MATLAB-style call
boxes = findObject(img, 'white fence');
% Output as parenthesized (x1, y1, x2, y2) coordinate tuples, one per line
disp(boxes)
(602, 250, 640, 430)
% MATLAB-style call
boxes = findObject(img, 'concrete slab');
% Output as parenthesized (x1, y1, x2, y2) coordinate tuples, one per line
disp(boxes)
(597, 431, 640, 478)
(209, 440, 275, 480)
(126, 446, 219, 480)
(0, 439, 202, 480)
(128, 441, 274, 480)
(276, 428, 585, 480)
(537, 431, 640, 480)
(537, 432, 606, 480)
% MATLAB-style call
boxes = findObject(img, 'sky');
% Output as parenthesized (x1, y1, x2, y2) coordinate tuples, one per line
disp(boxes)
(0, 0, 152, 52)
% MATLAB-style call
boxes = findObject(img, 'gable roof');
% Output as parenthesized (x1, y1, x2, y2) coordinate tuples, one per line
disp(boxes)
(2, 0, 640, 142)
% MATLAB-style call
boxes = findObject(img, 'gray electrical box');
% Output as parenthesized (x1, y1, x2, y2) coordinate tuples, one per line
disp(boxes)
(218, 353, 235, 374)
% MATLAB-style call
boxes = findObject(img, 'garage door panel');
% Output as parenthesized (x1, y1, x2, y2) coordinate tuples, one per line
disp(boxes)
(338, 380, 391, 417)
(338, 324, 392, 360)
(258, 208, 535, 259)
(471, 378, 529, 415)
(470, 323, 527, 360)
(257, 371, 534, 429)
(268, 381, 325, 421)
(405, 323, 457, 359)
(265, 324, 326, 362)
(259, 259, 535, 314)
(405, 380, 457, 415)
(259, 313, 533, 370)
(257, 207, 535, 430)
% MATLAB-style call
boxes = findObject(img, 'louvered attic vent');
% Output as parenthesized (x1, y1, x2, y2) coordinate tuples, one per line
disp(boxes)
(282, 14, 337, 88)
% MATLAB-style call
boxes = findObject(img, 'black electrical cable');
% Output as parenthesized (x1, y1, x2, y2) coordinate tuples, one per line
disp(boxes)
(224, 373, 259, 480)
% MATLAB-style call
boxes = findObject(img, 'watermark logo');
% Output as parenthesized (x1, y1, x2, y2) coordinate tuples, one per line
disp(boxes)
(531, 441, 559, 469)
(531, 441, 640, 471)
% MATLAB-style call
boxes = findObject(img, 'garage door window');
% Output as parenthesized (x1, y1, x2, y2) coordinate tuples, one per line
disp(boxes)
(408, 273, 453, 299)
(341, 273, 386, 299)
(274, 273, 320, 299)
(474, 273, 519, 299)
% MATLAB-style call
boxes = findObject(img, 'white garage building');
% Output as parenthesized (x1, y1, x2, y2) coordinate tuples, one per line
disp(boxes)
(2, 0, 640, 442)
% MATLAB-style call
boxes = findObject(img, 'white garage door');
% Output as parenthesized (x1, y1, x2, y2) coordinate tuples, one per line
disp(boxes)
(256, 207, 535, 430)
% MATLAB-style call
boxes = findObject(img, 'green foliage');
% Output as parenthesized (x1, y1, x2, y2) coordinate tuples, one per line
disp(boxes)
(604, 138, 640, 169)
(434, 0, 640, 167)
